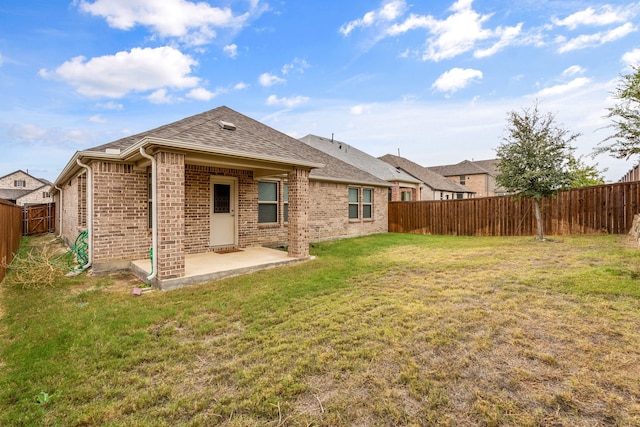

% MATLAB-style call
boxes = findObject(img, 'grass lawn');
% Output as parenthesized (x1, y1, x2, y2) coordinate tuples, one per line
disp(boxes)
(1, 233, 640, 426)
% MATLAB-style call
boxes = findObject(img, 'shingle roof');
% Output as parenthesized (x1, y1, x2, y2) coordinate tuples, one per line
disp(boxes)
(77, 106, 389, 187)
(428, 159, 499, 177)
(378, 154, 474, 193)
(0, 189, 31, 200)
(299, 135, 422, 185)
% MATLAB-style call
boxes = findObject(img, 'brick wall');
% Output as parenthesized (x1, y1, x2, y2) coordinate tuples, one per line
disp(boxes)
(60, 174, 81, 246)
(288, 168, 309, 257)
(16, 185, 53, 206)
(91, 161, 149, 264)
(0, 171, 45, 191)
(308, 181, 387, 241)
(156, 152, 185, 279)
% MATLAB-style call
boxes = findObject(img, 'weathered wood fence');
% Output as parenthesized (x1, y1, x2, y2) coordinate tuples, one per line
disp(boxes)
(389, 181, 640, 236)
(23, 203, 56, 236)
(0, 199, 23, 283)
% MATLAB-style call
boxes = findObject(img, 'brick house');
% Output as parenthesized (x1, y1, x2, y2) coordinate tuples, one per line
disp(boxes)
(52, 106, 390, 287)
(378, 154, 475, 200)
(428, 159, 507, 198)
(299, 135, 423, 202)
(0, 170, 53, 206)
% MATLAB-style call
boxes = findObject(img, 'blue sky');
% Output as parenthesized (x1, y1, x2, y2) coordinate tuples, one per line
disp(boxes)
(1, 0, 639, 183)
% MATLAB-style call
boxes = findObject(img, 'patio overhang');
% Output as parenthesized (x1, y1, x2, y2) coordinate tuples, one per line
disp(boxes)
(53, 136, 325, 190)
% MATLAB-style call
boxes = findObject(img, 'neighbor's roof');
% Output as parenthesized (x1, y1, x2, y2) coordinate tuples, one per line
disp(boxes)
(299, 135, 422, 185)
(55, 106, 389, 188)
(428, 159, 499, 177)
(0, 169, 49, 185)
(378, 154, 474, 193)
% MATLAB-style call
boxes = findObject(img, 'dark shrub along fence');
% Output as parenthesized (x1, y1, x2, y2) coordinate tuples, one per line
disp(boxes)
(389, 181, 640, 237)
(0, 199, 23, 283)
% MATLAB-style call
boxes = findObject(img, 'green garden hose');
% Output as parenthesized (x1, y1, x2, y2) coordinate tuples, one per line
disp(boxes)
(52, 230, 89, 272)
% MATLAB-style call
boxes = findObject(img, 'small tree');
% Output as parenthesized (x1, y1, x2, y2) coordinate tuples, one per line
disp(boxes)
(495, 102, 580, 240)
(595, 65, 640, 159)
(567, 155, 607, 188)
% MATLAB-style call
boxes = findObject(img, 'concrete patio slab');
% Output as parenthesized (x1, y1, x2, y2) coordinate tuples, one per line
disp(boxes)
(131, 247, 314, 290)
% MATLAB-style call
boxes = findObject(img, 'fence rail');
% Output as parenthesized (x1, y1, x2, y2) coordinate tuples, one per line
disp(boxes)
(389, 181, 640, 236)
(0, 199, 23, 283)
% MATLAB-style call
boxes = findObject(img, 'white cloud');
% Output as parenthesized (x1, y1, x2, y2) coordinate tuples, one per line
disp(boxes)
(148, 88, 177, 104)
(96, 101, 123, 110)
(281, 58, 310, 75)
(186, 87, 224, 101)
(234, 82, 249, 90)
(259, 72, 286, 87)
(266, 95, 309, 108)
(39, 46, 199, 98)
(557, 23, 637, 53)
(89, 115, 107, 123)
(535, 77, 592, 97)
(340, 0, 407, 36)
(350, 104, 374, 115)
(552, 5, 635, 30)
(385, 0, 523, 61)
(432, 67, 483, 93)
(223, 44, 238, 58)
(76, 0, 264, 46)
(622, 48, 640, 67)
(0, 52, 3, 67)
(562, 65, 586, 77)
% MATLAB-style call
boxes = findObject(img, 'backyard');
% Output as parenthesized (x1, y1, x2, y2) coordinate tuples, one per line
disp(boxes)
(1, 232, 639, 426)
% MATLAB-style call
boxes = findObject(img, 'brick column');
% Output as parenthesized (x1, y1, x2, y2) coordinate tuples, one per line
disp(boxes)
(287, 168, 309, 258)
(156, 151, 185, 279)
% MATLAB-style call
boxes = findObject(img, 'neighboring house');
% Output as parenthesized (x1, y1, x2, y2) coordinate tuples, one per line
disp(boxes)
(0, 170, 53, 206)
(378, 154, 475, 200)
(428, 159, 507, 198)
(299, 135, 423, 201)
(52, 106, 390, 287)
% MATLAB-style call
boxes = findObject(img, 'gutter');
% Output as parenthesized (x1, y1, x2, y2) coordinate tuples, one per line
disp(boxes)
(139, 147, 157, 281)
(75, 158, 92, 270)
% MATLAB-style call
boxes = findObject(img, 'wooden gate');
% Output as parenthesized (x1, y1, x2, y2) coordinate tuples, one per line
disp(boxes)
(23, 203, 56, 236)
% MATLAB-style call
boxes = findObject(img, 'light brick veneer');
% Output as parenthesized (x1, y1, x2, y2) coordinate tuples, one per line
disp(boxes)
(288, 168, 310, 257)
(91, 161, 149, 265)
(156, 152, 185, 279)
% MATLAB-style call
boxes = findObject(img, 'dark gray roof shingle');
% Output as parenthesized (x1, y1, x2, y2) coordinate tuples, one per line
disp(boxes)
(378, 154, 474, 193)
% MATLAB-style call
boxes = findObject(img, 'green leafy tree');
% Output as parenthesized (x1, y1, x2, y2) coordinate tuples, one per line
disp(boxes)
(567, 155, 607, 188)
(595, 65, 640, 159)
(495, 102, 580, 240)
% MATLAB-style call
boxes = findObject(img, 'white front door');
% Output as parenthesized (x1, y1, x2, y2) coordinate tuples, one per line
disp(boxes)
(210, 176, 237, 247)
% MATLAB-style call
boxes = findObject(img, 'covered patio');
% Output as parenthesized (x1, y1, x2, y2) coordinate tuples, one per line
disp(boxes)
(131, 246, 314, 290)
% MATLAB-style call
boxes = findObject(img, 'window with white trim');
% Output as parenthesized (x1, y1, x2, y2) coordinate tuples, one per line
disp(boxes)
(348, 187, 359, 219)
(14, 180, 25, 187)
(363, 188, 373, 219)
(258, 181, 278, 223)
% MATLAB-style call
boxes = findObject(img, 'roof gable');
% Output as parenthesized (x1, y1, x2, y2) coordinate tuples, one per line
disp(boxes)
(300, 135, 421, 184)
(379, 154, 474, 193)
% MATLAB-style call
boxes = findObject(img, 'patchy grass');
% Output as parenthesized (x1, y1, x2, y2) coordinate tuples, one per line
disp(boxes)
(1, 233, 640, 426)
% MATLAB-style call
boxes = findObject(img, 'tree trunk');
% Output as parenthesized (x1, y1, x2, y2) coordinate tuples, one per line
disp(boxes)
(533, 199, 544, 240)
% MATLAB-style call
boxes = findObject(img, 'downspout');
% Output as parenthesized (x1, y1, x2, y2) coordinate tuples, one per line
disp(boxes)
(54, 184, 63, 238)
(76, 158, 93, 269)
(139, 147, 158, 281)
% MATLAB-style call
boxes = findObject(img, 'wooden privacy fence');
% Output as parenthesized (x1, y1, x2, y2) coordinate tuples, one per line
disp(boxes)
(389, 181, 640, 237)
(0, 199, 23, 283)
(23, 203, 56, 236)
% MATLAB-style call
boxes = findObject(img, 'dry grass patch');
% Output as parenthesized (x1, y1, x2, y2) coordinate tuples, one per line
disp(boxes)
(1, 233, 640, 426)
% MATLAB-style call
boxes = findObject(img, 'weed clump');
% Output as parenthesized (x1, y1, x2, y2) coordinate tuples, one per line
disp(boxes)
(2, 237, 68, 289)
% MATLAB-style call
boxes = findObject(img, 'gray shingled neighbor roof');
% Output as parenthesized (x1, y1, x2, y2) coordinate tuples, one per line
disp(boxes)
(299, 135, 422, 185)
(428, 159, 499, 177)
(60, 106, 389, 187)
(378, 154, 474, 193)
